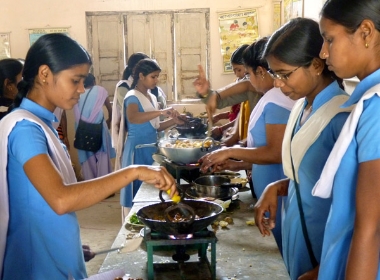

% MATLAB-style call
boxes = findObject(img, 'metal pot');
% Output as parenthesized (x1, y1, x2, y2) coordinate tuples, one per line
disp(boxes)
(136, 200, 223, 235)
(192, 175, 240, 199)
(213, 171, 241, 179)
(136, 136, 220, 165)
(158, 137, 220, 164)
(174, 117, 207, 137)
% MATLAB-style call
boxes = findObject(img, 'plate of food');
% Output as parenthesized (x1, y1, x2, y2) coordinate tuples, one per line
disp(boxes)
(125, 212, 145, 228)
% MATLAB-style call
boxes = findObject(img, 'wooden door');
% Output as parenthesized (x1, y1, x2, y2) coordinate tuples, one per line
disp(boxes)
(174, 12, 208, 99)
(87, 14, 124, 96)
(126, 13, 174, 100)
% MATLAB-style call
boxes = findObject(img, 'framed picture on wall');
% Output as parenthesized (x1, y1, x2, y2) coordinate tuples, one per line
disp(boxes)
(284, 0, 304, 24)
(217, 9, 260, 73)
(0, 32, 11, 59)
(273, 2, 282, 31)
(28, 27, 70, 46)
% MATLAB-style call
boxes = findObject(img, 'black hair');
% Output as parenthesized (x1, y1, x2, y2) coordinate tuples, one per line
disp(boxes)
(11, 33, 92, 110)
(242, 37, 269, 72)
(321, 0, 380, 34)
(263, 17, 343, 89)
(230, 44, 249, 65)
(122, 52, 149, 80)
(84, 73, 96, 88)
(131, 59, 161, 89)
(0, 58, 23, 97)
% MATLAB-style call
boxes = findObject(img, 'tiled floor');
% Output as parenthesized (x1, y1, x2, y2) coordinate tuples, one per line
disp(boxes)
(76, 192, 122, 276)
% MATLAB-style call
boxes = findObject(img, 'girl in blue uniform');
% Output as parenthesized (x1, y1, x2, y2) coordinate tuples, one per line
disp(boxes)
(198, 38, 296, 254)
(253, 18, 351, 280)
(120, 59, 182, 217)
(0, 34, 177, 280)
(311, 1, 380, 279)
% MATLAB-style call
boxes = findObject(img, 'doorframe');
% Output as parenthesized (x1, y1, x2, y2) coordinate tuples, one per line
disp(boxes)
(86, 9, 210, 102)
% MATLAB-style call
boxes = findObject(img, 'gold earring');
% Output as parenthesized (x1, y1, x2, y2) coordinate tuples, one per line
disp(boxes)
(42, 79, 46, 83)
(365, 42, 369, 48)
(261, 75, 265, 80)
(317, 72, 320, 76)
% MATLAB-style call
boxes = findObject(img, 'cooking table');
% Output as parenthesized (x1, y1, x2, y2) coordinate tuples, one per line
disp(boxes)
(99, 179, 290, 279)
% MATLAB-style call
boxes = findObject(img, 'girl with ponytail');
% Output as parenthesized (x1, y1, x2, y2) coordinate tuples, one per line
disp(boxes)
(119, 58, 183, 218)
(111, 52, 149, 150)
(0, 34, 177, 279)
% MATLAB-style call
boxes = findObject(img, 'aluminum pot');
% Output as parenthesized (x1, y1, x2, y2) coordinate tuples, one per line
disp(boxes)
(135, 136, 220, 165)
(213, 171, 241, 179)
(158, 137, 220, 164)
(192, 175, 240, 199)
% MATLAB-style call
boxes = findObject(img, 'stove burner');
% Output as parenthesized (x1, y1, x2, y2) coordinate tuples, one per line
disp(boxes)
(168, 233, 194, 240)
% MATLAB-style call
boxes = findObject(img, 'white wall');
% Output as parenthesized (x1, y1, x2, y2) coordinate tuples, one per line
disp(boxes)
(303, 0, 324, 21)
(1, 0, 276, 89)
(0, 0, 328, 173)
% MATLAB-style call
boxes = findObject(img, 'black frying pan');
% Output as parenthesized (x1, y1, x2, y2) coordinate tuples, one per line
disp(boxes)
(136, 199, 223, 235)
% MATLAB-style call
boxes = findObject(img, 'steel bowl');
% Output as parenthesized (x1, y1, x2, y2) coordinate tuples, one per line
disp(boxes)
(192, 175, 240, 198)
(158, 137, 220, 164)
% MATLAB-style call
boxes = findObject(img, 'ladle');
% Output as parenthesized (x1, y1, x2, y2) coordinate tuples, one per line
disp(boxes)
(159, 189, 196, 224)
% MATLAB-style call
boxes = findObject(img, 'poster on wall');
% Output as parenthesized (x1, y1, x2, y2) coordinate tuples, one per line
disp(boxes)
(28, 27, 70, 46)
(0, 33, 11, 59)
(218, 9, 259, 73)
(284, 0, 304, 24)
(273, 2, 282, 31)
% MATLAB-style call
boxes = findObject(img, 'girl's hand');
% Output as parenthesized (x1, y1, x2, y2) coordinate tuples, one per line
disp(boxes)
(253, 181, 281, 237)
(134, 165, 178, 198)
(199, 149, 230, 172)
(193, 65, 210, 96)
(161, 107, 174, 118)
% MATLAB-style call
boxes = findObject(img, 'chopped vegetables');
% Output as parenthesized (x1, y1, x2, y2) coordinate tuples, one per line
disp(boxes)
(129, 213, 143, 225)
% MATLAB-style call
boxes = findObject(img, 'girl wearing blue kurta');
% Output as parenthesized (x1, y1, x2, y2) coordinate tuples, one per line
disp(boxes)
(311, 1, 380, 279)
(199, 38, 296, 254)
(0, 34, 178, 280)
(254, 18, 352, 280)
(118, 59, 183, 218)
